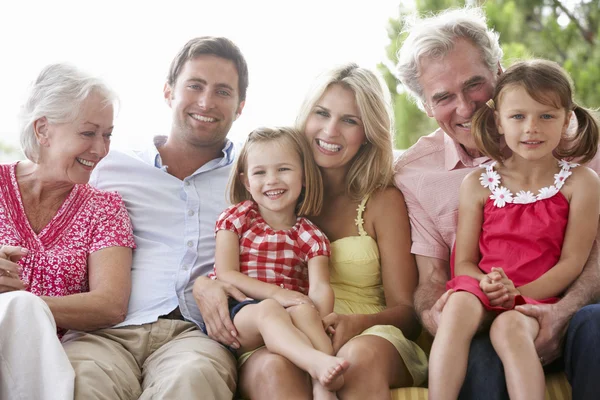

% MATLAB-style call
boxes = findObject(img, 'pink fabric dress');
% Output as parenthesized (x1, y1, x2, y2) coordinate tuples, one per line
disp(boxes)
(0, 163, 135, 311)
(447, 160, 577, 311)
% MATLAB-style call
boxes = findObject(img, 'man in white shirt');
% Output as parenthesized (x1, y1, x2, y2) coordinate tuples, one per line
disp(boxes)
(62, 36, 250, 400)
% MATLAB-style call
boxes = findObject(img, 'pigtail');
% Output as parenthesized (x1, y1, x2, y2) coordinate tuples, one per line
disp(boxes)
(556, 105, 600, 164)
(472, 101, 503, 162)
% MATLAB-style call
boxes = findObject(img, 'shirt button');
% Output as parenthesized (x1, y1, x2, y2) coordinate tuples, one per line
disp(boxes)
(185, 181, 191, 186)
(183, 264, 190, 271)
(187, 241, 194, 248)
(188, 209, 195, 216)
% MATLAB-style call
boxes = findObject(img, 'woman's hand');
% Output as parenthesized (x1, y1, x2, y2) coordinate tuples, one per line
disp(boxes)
(0, 245, 27, 293)
(322, 312, 366, 353)
(272, 289, 314, 308)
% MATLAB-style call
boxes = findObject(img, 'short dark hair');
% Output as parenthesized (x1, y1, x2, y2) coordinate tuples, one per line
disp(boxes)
(167, 36, 249, 102)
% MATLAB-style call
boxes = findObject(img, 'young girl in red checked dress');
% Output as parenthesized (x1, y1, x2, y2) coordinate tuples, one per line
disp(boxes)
(211, 126, 348, 399)
(428, 59, 600, 400)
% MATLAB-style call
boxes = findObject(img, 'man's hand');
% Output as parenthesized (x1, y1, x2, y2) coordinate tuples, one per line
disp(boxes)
(322, 312, 365, 353)
(272, 289, 314, 309)
(420, 289, 454, 335)
(0, 245, 27, 293)
(515, 302, 569, 364)
(193, 276, 250, 349)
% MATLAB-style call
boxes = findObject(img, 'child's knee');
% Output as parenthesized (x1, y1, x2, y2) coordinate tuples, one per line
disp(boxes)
(256, 299, 286, 318)
(286, 303, 320, 323)
(490, 311, 532, 347)
(444, 291, 483, 317)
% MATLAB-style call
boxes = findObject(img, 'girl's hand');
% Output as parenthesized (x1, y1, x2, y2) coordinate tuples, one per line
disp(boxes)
(272, 289, 314, 308)
(486, 267, 520, 308)
(322, 312, 366, 353)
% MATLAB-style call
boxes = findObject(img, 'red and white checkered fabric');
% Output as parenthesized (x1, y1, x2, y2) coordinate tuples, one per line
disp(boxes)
(211, 200, 330, 294)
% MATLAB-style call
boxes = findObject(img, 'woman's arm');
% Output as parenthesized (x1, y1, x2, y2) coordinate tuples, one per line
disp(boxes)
(307, 255, 334, 317)
(215, 230, 311, 306)
(42, 245, 132, 331)
(518, 167, 600, 299)
(454, 172, 487, 281)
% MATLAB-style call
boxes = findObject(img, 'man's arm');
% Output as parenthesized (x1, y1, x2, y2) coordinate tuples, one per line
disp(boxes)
(414, 254, 453, 335)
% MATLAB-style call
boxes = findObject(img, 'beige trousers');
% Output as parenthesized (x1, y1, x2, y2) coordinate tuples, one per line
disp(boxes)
(0, 291, 74, 400)
(62, 319, 237, 400)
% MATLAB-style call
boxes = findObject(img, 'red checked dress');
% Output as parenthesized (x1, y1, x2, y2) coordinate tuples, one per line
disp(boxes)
(447, 159, 578, 311)
(0, 163, 135, 306)
(211, 200, 330, 295)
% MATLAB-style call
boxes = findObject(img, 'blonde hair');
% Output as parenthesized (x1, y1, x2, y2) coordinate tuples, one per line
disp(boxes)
(229, 126, 324, 216)
(295, 63, 394, 200)
(473, 59, 599, 163)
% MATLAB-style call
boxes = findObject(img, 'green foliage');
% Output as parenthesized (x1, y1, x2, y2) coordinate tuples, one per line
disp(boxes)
(381, 0, 600, 148)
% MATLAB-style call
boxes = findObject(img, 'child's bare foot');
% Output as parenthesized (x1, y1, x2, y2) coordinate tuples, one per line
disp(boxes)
(312, 380, 339, 400)
(311, 355, 349, 390)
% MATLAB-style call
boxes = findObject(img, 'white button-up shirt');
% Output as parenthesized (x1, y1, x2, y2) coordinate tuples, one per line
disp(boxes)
(90, 136, 235, 328)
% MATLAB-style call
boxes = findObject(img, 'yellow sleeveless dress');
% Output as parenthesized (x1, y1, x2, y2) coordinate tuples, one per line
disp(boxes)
(330, 195, 428, 386)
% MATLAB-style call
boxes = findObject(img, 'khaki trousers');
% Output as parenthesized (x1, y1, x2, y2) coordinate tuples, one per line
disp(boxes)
(62, 319, 237, 400)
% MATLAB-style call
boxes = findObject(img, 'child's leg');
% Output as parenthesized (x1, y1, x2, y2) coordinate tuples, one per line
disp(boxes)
(490, 310, 544, 400)
(233, 299, 349, 389)
(428, 291, 486, 400)
(287, 304, 340, 399)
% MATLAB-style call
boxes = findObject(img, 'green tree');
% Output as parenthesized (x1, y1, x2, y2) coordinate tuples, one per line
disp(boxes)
(381, 0, 600, 148)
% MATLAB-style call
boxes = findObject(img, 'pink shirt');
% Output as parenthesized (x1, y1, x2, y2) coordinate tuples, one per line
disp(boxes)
(394, 128, 600, 262)
(0, 162, 136, 299)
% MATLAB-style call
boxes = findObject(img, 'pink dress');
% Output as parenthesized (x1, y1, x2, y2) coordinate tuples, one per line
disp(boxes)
(0, 163, 135, 302)
(447, 160, 577, 311)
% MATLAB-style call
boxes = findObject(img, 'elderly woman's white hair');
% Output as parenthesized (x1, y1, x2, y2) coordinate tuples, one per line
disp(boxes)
(19, 63, 117, 162)
(396, 6, 503, 110)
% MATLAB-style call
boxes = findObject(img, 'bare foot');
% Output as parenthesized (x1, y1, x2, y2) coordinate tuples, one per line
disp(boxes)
(313, 379, 339, 400)
(311, 355, 350, 390)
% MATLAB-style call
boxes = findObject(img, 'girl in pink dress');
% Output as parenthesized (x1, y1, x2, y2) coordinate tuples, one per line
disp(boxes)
(212, 126, 348, 399)
(428, 59, 600, 400)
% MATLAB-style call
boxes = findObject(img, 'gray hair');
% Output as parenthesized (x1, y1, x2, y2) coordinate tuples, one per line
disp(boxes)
(19, 63, 117, 162)
(396, 6, 503, 109)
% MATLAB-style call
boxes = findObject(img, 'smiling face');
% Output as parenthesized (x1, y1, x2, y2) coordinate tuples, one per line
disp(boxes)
(164, 55, 245, 150)
(495, 85, 570, 162)
(243, 138, 304, 225)
(419, 38, 498, 153)
(38, 92, 114, 184)
(304, 84, 366, 172)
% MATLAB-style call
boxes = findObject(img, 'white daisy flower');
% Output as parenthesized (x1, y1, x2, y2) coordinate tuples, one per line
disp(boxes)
(554, 169, 572, 189)
(480, 170, 501, 189)
(537, 185, 559, 200)
(513, 190, 537, 204)
(558, 160, 580, 170)
(490, 186, 513, 208)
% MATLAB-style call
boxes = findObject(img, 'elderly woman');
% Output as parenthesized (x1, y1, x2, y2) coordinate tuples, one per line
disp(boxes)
(0, 63, 135, 400)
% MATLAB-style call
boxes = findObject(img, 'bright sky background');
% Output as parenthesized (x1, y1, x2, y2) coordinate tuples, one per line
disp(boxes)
(0, 0, 408, 155)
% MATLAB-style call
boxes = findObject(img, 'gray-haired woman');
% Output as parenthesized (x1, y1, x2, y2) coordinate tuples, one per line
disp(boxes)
(0, 63, 135, 400)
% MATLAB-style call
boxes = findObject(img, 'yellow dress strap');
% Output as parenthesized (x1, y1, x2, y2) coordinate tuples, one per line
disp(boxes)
(354, 194, 371, 237)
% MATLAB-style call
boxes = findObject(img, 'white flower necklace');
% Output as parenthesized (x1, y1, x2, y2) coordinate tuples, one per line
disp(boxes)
(479, 159, 579, 208)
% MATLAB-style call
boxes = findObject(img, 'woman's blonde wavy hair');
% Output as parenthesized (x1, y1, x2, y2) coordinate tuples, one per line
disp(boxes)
(295, 63, 395, 200)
